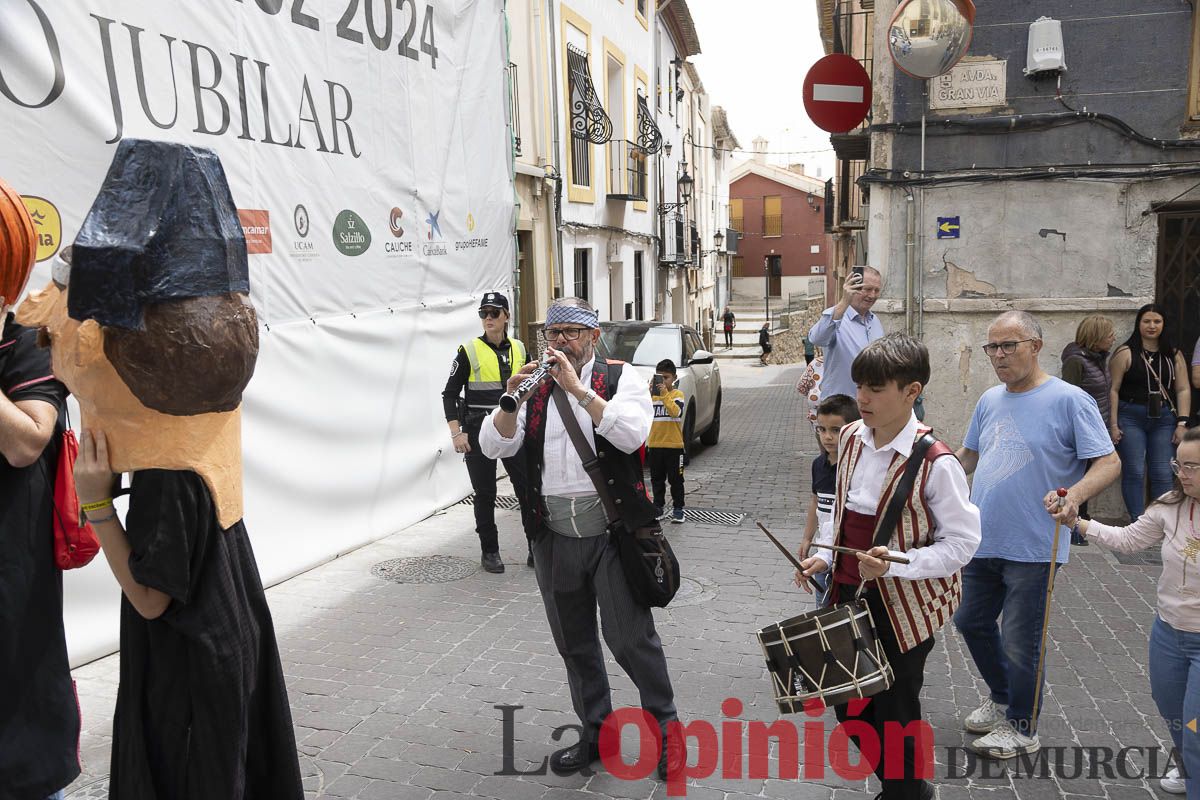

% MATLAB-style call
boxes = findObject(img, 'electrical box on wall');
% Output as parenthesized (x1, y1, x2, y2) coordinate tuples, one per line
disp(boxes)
(606, 239, 622, 263)
(1025, 16, 1066, 77)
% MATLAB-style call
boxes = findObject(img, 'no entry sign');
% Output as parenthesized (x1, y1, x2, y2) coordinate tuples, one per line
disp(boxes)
(802, 54, 873, 133)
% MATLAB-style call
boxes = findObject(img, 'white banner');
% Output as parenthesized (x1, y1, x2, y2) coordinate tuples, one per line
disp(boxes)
(0, 0, 514, 664)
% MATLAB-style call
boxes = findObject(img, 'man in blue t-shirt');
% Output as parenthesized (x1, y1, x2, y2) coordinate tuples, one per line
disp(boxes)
(953, 311, 1119, 761)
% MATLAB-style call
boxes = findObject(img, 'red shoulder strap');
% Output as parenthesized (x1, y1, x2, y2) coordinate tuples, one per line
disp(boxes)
(925, 440, 954, 463)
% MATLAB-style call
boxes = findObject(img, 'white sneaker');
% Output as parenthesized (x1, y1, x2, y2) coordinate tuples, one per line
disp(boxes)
(963, 699, 1007, 734)
(1161, 767, 1186, 794)
(970, 721, 1040, 759)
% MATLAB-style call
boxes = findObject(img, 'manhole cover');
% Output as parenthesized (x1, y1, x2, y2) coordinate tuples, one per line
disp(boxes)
(372, 555, 478, 583)
(66, 778, 108, 798)
(682, 508, 745, 526)
(670, 576, 718, 607)
(458, 494, 522, 510)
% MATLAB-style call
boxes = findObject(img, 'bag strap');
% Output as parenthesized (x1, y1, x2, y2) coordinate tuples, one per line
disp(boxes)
(870, 432, 937, 551)
(551, 386, 620, 521)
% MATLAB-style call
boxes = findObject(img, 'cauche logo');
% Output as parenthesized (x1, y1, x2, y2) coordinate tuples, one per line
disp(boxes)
(389, 207, 404, 237)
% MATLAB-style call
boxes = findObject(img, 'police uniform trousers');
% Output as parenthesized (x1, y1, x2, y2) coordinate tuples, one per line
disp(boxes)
(531, 525, 677, 744)
(464, 417, 536, 554)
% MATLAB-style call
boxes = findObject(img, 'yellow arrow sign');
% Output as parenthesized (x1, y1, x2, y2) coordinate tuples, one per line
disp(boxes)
(1188, 718, 1197, 733)
(938, 221, 960, 233)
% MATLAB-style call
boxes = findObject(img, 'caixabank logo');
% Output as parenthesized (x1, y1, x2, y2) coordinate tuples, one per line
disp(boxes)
(333, 209, 371, 257)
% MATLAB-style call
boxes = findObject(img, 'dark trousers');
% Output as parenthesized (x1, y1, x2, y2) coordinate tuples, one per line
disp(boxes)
(464, 421, 535, 554)
(723, 327, 733, 347)
(647, 447, 685, 510)
(532, 530, 677, 743)
(834, 587, 935, 800)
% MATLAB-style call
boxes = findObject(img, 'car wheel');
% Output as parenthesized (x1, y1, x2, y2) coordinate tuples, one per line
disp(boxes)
(682, 406, 695, 466)
(700, 393, 721, 446)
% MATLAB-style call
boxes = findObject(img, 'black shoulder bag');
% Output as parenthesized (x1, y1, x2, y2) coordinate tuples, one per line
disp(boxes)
(551, 386, 680, 607)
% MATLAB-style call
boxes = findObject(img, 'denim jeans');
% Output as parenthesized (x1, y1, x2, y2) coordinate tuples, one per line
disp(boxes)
(953, 557, 1059, 736)
(1150, 616, 1200, 798)
(1116, 400, 1178, 518)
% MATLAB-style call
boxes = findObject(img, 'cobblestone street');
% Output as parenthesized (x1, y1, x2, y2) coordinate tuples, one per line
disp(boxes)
(67, 362, 1173, 800)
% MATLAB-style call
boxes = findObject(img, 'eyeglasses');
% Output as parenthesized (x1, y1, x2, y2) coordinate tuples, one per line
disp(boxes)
(478, 308, 504, 319)
(1171, 460, 1200, 477)
(545, 327, 589, 341)
(982, 339, 1036, 357)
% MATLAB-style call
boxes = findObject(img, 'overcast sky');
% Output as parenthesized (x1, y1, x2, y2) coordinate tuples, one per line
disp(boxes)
(688, 0, 836, 181)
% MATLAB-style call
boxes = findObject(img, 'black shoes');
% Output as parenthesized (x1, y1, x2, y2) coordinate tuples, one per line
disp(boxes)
(550, 740, 600, 773)
(481, 552, 505, 573)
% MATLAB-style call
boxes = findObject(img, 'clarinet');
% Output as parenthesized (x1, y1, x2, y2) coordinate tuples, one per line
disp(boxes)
(499, 354, 555, 413)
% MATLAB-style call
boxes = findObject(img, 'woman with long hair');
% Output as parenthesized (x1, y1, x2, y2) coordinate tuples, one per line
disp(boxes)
(1110, 304, 1192, 518)
(1052, 427, 1200, 796)
(1061, 314, 1117, 543)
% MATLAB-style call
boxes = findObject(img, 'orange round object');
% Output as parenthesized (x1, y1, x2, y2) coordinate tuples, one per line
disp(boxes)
(0, 177, 36, 307)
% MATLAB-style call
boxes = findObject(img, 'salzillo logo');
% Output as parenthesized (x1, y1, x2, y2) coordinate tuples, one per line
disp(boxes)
(333, 210, 371, 257)
(389, 208, 404, 237)
(294, 205, 310, 238)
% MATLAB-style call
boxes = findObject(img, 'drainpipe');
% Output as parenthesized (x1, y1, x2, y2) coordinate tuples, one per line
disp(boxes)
(546, 0, 565, 295)
(904, 187, 915, 336)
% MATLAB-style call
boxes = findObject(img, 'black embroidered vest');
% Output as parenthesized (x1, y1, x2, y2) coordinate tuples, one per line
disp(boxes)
(522, 358, 658, 534)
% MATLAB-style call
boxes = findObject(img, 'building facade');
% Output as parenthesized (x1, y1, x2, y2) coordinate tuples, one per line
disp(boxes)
(728, 150, 832, 305)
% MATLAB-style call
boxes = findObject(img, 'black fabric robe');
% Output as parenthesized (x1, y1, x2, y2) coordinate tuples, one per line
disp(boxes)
(109, 469, 302, 800)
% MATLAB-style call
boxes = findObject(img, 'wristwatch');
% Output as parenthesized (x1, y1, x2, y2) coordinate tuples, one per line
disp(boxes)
(578, 389, 596, 408)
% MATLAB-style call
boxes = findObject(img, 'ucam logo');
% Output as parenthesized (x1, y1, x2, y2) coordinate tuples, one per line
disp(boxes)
(333, 209, 371, 256)
(21, 196, 61, 262)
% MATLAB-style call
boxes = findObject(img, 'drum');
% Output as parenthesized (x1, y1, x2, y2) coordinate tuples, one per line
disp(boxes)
(757, 599, 892, 713)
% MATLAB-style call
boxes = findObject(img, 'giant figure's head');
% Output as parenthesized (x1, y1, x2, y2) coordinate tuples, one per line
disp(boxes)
(17, 139, 259, 527)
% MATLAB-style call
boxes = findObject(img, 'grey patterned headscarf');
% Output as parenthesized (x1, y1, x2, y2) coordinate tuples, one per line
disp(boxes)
(545, 303, 599, 329)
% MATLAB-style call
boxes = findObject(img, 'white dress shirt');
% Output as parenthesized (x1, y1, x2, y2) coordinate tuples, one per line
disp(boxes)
(479, 359, 651, 496)
(815, 413, 981, 581)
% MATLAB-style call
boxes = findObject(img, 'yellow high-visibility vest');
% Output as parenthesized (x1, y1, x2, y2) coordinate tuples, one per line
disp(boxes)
(463, 337, 526, 410)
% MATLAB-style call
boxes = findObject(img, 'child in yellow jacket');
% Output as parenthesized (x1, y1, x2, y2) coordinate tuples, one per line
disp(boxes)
(648, 359, 686, 523)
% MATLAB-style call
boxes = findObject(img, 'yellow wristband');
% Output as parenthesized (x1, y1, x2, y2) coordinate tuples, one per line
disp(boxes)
(80, 499, 113, 513)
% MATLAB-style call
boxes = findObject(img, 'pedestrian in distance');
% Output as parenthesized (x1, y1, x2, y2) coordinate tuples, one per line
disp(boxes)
(1049, 426, 1200, 796)
(759, 323, 772, 366)
(807, 267, 884, 400)
(722, 306, 735, 349)
(795, 393, 859, 606)
(1060, 313, 1118, 543)
(480, 297, 678, 780)
(1110, 303, 1192, 520)
(648, 359, 686, 524)
(0, 179, 80, 800)
(953, 311, 1120, 760)
(797, 333, 981, 800)
(441, 291, 537, 573)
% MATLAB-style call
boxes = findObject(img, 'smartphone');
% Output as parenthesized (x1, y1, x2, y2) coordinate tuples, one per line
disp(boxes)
(851, 265, 865, 281)
(652, 374, 665, 393)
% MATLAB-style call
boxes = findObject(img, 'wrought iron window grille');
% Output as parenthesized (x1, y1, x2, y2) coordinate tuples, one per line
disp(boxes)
(567, 44, 612, 145)
(636, 93, 663, 154)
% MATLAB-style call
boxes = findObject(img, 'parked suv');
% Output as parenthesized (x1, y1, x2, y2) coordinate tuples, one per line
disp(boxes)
(597, 322, 722, 453)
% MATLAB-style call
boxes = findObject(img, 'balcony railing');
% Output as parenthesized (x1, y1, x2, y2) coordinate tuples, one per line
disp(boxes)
(607, 139, 647, 201)
(764, 214, 783, 237)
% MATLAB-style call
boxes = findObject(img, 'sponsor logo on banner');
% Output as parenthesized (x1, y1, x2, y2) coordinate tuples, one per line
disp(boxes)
(455, 210, 487, 252)
(333, 209, 371, 256)
(22, 197, 61, 262)
(290, 204, 316, 258)
(385, 207, 413, 257)
(238, 209, 272, 254)
(466, 213, 475, 232)
(426, 210, 442, 240)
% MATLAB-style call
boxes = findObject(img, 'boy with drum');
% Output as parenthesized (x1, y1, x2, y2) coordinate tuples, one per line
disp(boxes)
(798, 333, 981, 800)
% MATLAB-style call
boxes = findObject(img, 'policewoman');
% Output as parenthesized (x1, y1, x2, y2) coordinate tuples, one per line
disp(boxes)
(441, 292, 536, 572)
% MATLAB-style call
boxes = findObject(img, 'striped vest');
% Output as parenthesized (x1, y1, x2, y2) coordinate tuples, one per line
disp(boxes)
(829, 420, 962, 653)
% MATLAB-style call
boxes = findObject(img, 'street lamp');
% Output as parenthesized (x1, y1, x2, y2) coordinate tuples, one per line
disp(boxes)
(677, 165, 693, 205)
(713, 229, 724, 252)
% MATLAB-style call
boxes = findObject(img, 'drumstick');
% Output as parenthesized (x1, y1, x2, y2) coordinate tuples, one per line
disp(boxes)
(810, 542, 912, 565)
(754, 521, 826, 594)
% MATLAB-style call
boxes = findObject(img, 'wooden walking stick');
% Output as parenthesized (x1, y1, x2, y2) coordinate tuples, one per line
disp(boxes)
(1030, 487, 1068, 736)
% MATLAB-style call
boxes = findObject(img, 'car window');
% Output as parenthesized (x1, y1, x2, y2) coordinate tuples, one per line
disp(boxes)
(682, 331, 697, 363)
(600, 326, 682, 366)
(687, 330, 704, 356)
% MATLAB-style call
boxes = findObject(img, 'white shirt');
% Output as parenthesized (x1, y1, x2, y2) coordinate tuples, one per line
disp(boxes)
(479, 360, 651, 496)
(815, 413, 982, 581)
